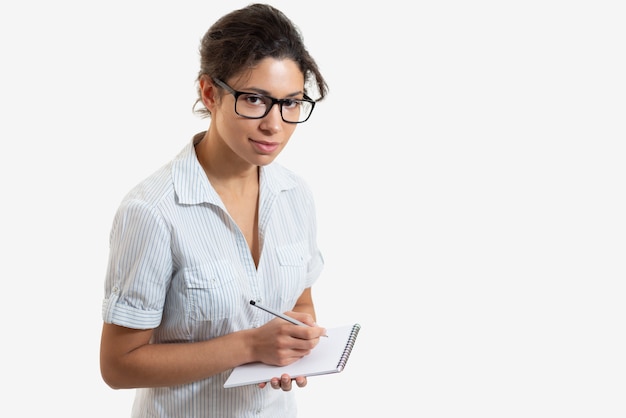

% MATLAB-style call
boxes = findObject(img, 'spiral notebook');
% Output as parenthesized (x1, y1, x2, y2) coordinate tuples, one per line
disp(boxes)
(224, 323, 361, 388)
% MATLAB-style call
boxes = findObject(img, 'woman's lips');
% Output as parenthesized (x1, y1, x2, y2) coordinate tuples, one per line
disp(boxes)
(250, 139, 280, 154)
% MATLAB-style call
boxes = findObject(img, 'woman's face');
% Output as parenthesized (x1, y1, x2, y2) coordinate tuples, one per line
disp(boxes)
(206, 58, 305, 168)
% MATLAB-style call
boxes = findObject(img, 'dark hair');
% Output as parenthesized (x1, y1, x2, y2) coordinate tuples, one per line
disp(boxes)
(193, 3, 328, 118)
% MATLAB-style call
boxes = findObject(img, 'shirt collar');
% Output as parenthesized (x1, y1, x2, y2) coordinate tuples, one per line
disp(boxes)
(171, 135, 297, 206)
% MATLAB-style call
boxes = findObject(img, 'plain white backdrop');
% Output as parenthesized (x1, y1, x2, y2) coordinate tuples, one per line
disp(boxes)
(1, 1, 624, 416)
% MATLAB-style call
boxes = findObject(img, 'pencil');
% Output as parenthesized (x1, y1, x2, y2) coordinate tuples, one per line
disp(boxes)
(249, 300, 328, 336)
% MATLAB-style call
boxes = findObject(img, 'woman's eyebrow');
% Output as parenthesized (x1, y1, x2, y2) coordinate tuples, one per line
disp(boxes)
(242, 86, 304, 98)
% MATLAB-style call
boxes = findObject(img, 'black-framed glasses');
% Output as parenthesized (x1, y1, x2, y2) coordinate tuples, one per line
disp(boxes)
(213, 78, 316, 124)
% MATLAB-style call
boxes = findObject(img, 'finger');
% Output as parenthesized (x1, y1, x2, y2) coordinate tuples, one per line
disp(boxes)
(270, 378, 281, 390)
(280, 375, 292, 391)
(295, 376, 307, 388)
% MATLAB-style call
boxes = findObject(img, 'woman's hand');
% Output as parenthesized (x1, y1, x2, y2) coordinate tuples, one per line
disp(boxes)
(258, 374, 307, 391)
(253, 311, 326, 367)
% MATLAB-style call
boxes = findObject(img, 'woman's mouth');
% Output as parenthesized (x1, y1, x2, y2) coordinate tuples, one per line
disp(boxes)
(250, 139, 280, 154)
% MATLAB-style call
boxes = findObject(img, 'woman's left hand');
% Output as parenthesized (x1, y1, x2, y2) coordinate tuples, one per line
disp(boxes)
(258, 373, 307, 391)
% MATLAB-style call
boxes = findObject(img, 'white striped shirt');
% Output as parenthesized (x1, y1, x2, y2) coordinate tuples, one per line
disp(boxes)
(102, 135, 324, 417)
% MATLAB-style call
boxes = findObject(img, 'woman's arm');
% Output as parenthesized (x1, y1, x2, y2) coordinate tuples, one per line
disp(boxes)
(100, 323, 256, 389)
(100, 287, 326, 390)
(290, 287, 318, 323)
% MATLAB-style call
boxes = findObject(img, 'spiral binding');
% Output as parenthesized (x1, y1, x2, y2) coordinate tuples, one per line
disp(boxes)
(336, 323, 361, 371)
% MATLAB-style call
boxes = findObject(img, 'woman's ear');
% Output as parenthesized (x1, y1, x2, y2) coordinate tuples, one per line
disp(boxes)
(199, 76, 219, 112)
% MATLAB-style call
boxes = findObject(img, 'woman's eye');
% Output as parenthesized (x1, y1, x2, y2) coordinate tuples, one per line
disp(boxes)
(244, 94, 265, 106)
(282, 99, 300, 109)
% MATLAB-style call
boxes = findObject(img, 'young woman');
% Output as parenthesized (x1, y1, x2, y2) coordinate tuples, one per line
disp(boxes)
(99, 4, 329, 417)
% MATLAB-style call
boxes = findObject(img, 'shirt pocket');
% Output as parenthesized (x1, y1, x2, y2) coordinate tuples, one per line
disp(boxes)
(275, 241, 310, 306)
(183, 260, 243, 321)
(277, 241, 310, 267)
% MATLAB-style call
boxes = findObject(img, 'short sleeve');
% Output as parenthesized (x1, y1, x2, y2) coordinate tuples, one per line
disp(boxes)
(102, 198, 172, 329)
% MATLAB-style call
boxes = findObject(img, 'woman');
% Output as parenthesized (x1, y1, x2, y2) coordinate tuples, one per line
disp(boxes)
(100, 4, 329, 417)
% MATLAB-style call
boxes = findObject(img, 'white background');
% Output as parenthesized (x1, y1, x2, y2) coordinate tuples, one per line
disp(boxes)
(1, 1, 624, 416)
